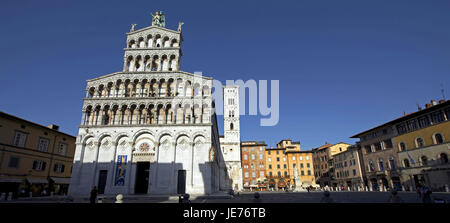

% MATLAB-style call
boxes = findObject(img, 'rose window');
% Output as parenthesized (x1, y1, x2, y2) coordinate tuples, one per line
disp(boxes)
(140, 143, 150, 152)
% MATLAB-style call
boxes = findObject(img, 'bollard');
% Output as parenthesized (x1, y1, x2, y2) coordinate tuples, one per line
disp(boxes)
(97, 197, 103, 203)
(115, 194, 123, 203)
(445, 184, 449, 192)
(7, 192, 12, 201)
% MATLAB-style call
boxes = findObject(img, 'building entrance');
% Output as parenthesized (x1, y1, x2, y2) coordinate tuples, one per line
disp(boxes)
(98, 170, 108, 194)
(177, 170, 186, 194)
(135, 162, 150, 194)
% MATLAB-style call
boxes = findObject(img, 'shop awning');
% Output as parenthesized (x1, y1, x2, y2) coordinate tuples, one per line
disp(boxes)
(0, 178, 24, 183)
(26, 177, 48, 184)
(50, 177, 71, 184)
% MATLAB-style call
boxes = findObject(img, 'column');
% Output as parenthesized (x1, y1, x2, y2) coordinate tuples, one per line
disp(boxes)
(123, 57, 127, 72)
(98, 108, 104, 125)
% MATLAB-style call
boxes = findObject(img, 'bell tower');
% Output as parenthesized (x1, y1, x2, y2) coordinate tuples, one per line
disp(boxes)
(220, 85, 243, 191)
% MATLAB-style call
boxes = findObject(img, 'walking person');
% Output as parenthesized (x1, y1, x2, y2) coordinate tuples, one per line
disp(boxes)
(320, 191, 334, 203)
(421, 186, 433, 203)
(387, 190, 403, 203)
(416, 184, 422, 200)
(89, 186, 98, 204)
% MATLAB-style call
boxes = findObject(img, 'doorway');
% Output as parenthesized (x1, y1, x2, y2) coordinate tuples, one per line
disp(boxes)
(98, 170, 108, 194)
(177, 170, 186, 194)
(135, 162, 150, 194)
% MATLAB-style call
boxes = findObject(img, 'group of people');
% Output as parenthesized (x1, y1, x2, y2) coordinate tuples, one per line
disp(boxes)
(86, 185, 441, 203)
(416, 184, 433, 203)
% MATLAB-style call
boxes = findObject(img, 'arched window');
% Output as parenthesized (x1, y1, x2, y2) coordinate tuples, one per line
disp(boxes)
(399, 142, 406, 151)
(421, 156, 428, 166)
(440, 153, 448, 164)
(389, 157, 396, 170)
(368, 160, 375, 172)
(378, 158, 384, 171)
(230, 123, 234, 130)
(416, 138, 424, 148)
(403, 159, 410, 168)
(434, 133, 444, 144)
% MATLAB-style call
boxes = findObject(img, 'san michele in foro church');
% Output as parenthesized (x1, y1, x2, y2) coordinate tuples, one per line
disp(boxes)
(68, 11, 242, 196)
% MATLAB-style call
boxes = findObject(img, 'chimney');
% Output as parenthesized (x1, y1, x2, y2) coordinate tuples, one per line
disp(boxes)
(425, 103, 432, 109)
(439, 99, 445, 104)
(47, 124, 59, 131)
(417, 105, 422, 111)
(431, 99, 437, 106)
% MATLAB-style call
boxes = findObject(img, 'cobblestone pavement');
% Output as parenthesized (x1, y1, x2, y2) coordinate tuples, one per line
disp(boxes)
(1, 191, 449, 203)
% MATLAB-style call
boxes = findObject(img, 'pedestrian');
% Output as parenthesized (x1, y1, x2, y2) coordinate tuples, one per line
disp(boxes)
(89, 186, 98, 204)
(387, 190, 403, 203)
(416, 184, 422, 199)
(307, 187, 310, 193)
(179, 193, 191, 203)
(421, 186, 433, 203)
(320, 191, 334, 203)
(253, 192, 262, 203)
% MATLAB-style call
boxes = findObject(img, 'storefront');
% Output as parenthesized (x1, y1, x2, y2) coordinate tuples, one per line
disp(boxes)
(0, 178, 24, 199)
(26, 177, 49, 196)
(50, 177, 71, 195)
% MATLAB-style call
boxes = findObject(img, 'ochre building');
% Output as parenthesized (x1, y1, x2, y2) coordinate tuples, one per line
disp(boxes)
(265, 140, 316, 190)
(0, 111, 75, 199)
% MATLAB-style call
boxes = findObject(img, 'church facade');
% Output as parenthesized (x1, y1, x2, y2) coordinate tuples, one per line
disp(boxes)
(68, 13, 226, 196)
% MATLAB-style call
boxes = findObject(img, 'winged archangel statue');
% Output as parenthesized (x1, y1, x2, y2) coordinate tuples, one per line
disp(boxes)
(151, 10, 166, 27)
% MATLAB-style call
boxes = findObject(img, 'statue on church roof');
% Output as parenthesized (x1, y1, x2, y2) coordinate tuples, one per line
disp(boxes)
(130, 24, 136, 32)
(151, 10, 166, 27)
(177, 22, 184, 32)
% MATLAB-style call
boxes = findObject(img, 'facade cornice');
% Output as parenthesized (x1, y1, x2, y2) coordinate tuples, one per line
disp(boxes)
(79, 123, 212, 128)
(126, 25, 181, 35)
(86, 71, 213, 85)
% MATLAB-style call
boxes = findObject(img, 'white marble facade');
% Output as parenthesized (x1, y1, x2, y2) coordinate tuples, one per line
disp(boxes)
(69, 20, 223, 197)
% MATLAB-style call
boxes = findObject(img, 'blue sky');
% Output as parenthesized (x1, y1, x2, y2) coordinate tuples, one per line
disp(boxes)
(1, 0, 449, 150)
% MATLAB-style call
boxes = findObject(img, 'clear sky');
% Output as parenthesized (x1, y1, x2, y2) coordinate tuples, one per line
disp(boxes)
(1, 0, 449, 150)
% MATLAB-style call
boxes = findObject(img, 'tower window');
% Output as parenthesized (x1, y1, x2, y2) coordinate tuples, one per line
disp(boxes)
(230, 123, 234, 130)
